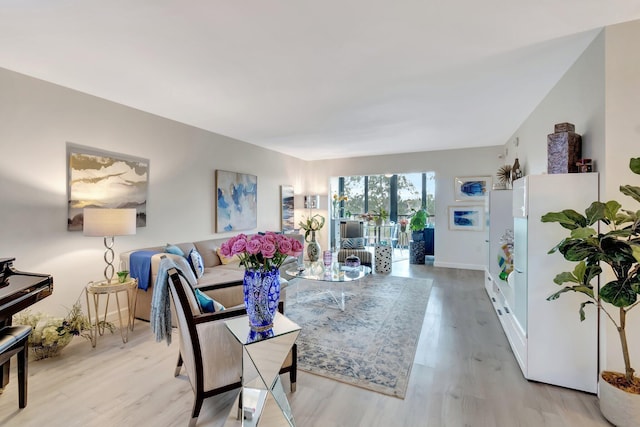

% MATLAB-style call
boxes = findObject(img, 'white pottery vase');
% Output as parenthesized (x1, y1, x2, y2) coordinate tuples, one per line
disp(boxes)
(599, 372, 640, 426)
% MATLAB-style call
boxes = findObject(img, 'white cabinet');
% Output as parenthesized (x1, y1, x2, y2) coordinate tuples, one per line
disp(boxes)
(485, 174, 599, 393)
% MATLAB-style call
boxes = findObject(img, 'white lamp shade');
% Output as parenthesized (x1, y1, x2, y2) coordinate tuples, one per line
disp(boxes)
(83, 208, 137, 237)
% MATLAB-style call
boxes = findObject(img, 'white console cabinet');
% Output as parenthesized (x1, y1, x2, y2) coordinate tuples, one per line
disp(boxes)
(485, 174, 599, 393)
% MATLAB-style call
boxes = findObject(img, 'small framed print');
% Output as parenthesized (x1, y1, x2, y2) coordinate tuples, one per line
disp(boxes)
(448, 206, 484, 231)
(280, 185, 295, 233)
(454, 176, 491, 202)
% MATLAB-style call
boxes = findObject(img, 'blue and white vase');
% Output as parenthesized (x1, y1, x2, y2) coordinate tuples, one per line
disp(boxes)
(243, 267, 280, 332)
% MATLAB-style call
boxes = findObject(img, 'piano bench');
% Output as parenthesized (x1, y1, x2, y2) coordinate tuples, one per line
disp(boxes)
(0, 325, 32, 408)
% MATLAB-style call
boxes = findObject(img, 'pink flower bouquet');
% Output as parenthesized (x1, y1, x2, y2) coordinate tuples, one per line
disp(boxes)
(220, 232, 303, 271)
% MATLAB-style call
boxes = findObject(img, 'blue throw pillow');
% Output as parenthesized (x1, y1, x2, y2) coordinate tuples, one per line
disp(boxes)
(194, 289, 225, 313)
(165, 244, 185, 257)
(188, 249, 205, 279)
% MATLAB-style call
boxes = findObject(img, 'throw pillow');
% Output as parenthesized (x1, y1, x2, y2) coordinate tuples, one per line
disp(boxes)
(341, 237, 365, 249)
(194, 289, 225, 313)
(165, 244, 185, 257)
(216, 248, 241, 265)
(188, 249, 205, 279)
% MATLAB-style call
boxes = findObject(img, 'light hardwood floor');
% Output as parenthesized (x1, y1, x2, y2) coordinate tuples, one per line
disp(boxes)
(0, 261, 610, 426)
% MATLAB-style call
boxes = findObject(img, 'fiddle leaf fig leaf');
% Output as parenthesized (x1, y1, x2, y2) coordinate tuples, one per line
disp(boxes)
(547, 287, 574, 301)
(558, 240, 598, 262)
(600, 280, 637, 307)
(604, 200, 622, 223)
(574, 261, 586, 282)
(541, 210, 585, 230)
(632, 245, 640, 264)
(553, 271, 579, 285)
(621, 185, 640, 204)
(579, 301, 595, 321)
(630, 157, 640, 175)
(570, 227, 596, 239)
(585, 202, 606, 225)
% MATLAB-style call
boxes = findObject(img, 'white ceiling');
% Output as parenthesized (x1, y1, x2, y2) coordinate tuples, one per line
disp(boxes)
(2, 1, 640, 160)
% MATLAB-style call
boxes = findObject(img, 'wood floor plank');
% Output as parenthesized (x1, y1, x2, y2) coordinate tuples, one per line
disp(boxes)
(0, 262, 608, 426)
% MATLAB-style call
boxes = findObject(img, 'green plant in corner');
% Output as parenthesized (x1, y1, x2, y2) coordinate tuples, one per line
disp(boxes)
(409, 208, 427, 232)
(541, 157, 640, 396)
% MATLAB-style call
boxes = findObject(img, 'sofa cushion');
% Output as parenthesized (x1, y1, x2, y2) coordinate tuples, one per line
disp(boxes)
(193, 240, 222, 268)
(165, 244, 185, 257)
(188, 249, 205, 278)
(194, 289, 225, 313)
(216, 248, 241, 266)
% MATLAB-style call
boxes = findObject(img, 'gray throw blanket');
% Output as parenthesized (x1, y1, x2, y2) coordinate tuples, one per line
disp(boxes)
(150, 256, 195, 345)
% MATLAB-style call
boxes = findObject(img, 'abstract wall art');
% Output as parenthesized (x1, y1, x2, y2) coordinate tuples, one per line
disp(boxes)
(280, 185, 295, 233)
(216, 170, 258, 232)
(454, 176, 491, 202)
(448, 205, 484, 231)
(67, 143, 149, 231)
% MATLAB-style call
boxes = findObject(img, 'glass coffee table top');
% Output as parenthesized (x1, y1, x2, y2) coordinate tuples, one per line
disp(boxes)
(285, 261, 371, 311)
(285, 261, 371, 282)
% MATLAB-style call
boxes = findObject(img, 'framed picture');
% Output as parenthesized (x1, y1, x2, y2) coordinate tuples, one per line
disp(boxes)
(280, 185, 295, 233)
(216, 170, 258, 232)
(454, 176, 491, 201)
(67, 143, 149, 231)
(448, 206, 484, 231)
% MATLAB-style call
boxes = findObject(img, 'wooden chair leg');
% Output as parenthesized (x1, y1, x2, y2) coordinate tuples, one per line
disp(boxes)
(174, 352, 183, 377)
(17, 340, 28, 408)
(290, 344, 297, 392)
(190, 395, 203, 426)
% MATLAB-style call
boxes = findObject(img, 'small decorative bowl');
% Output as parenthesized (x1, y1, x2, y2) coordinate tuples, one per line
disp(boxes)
(344, 255, 361, 268)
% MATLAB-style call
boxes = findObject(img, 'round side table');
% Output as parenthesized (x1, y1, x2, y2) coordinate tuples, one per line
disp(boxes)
(85, 278, 138, 347)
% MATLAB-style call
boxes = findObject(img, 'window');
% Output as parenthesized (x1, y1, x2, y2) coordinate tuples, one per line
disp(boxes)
(337, 172, 435, 224)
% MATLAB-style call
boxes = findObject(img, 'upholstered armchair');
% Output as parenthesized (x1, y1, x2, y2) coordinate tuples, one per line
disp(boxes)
(166, 268, 297, 426)
(337, 220, 373, 267)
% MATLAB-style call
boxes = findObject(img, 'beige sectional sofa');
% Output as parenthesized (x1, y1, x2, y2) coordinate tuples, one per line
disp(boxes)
(120, 234, 303, 322)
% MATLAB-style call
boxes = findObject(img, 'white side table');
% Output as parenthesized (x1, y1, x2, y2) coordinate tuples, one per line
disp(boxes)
(224, 312, 300, 426)
(85, 278, 138, 347)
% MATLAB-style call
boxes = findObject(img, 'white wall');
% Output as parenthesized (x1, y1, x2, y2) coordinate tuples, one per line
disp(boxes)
(309, 146, 504, 269)
(502, 31, 605, 176)
(500, 20, 640, 377)
(0, 67, 306, 316)
(602, 20, 640, 377)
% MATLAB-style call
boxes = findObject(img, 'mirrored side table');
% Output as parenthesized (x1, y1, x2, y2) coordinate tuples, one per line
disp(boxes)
(224, 312, 301, 426)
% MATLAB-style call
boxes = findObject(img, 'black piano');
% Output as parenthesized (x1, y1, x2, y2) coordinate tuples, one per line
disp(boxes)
(0, 257, 53, 389)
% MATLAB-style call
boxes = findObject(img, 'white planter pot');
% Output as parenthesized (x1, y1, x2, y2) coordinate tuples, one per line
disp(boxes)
(600, 372, 640, 427)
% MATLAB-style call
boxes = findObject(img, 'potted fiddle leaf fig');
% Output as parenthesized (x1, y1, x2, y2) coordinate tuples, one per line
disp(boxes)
(541, 157, 640, 426)
(409, 208, 427, 241)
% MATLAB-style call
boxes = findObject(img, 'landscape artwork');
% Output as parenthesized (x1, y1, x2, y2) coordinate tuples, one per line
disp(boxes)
(216, 170, 258, 232)
(448, 206, 484, 231)
(67, 144, 148, 231)
(454, 176, 491, 201)
(281, 185, 295, 233)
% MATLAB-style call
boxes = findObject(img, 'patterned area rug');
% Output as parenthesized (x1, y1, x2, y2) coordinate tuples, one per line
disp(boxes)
(285, 274, 432, 398)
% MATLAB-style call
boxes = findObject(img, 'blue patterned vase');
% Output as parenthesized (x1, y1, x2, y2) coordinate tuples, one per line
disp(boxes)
(243, 268, 280, 332)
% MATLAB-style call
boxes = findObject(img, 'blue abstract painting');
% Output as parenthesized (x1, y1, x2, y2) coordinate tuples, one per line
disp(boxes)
(216, 170, 257, 232)
(454, 176, 491, 201)
(449, 206, 484, 231)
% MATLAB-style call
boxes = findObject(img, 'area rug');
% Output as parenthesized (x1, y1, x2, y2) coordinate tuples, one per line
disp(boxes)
(285, 275, 432, 398)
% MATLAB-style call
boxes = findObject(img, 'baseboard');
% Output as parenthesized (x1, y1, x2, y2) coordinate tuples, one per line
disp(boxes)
(433, 261, 485, 270)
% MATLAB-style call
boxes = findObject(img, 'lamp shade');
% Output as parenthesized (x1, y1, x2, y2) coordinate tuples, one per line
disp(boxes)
(83, 208, 137, 237)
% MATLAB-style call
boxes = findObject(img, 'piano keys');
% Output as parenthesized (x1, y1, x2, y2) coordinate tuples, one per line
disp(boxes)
(0, 257, 53, 389)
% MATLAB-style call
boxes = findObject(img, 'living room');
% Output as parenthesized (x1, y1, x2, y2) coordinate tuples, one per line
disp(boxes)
(1, 5, 640, 426)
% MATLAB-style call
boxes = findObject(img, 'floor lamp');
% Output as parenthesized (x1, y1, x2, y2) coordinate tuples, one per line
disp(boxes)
(83, 208, 137, 283)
